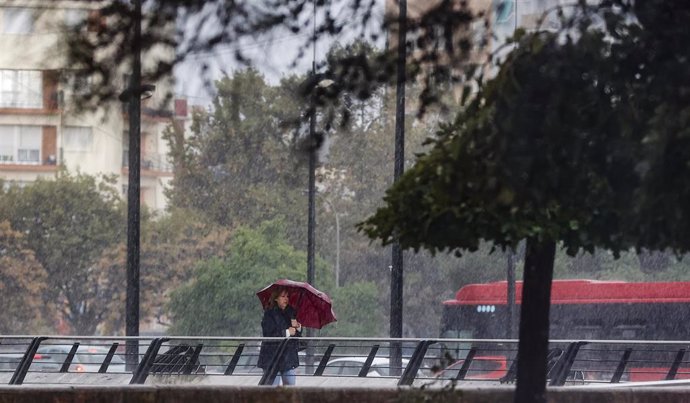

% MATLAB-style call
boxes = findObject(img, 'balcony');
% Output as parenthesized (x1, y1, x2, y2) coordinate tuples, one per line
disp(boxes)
(121, 151, 172, 174)
(0, 153, 57, 168)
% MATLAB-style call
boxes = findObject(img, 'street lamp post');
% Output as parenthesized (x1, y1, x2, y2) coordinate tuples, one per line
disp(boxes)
(120, 81, 154, 370)
(390, 0, 407, 377)
(507, 249, 516, 339)
(302, 188, 341, 287)
(319, 195, 340, 288)
(118, 0, 155, 371)
(304, 75, 335, 374)
(123, 0, 143, 371)
(305, 75, 335, 293)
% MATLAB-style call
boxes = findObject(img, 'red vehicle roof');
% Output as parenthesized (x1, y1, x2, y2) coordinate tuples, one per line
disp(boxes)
(443, 279, 690, 306)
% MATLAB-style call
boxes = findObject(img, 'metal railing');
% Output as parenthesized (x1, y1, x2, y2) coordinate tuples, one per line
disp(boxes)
(121, 151, 173, 173)
(2, 336, 690, 387)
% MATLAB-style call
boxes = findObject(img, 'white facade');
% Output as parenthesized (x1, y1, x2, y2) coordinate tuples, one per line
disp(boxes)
(0, 0, 186, 210)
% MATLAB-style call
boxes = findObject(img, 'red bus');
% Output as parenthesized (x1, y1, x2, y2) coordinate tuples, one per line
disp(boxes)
(440, 279, 690, 381)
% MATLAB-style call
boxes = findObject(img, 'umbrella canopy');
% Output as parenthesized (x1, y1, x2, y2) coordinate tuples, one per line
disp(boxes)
(256, 279, 337, 329)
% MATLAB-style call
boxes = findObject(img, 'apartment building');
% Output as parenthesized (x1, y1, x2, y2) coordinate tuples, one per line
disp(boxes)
(0, 0, 187, 210)
(386, 0, 575, 82)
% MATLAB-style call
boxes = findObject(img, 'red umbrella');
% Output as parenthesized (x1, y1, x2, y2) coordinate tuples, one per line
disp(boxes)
(256, 279, 337, 329)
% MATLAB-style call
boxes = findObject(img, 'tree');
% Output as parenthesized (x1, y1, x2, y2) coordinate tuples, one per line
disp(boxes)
(94, 208, 233, 335)
(0, 172, 123, 334)
(166, 218, 383, 336)
(0, 221, 49, 333)
(618, 1, 690, 253)
(164, 69, 308, 235)
(359, 25, 643, 402)
(162, 56, 464, 339)
(320, 281, 385, 337)
(58, 0, 495, 343)
(167, 219, 317, 335)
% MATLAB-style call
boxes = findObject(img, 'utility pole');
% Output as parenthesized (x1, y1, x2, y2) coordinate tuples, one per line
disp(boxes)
(305, 0, 318, 373)
(507, 249, 516, 339)
(390, 0, 407, 376)
(320, 195, 340, 287)
(507, 0, 518, 341)
(306, 0, 317, 315)
(125, 0, 142, 371)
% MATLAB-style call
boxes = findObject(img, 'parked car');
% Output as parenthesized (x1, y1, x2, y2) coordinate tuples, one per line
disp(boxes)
(215, 350, 313, 375)
(323, 356, 413, 377)
(30, 345, 126, 373)
(433, 355, 508, 380)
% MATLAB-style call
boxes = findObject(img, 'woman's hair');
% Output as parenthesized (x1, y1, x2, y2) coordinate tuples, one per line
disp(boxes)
(267, 286, 289, 309)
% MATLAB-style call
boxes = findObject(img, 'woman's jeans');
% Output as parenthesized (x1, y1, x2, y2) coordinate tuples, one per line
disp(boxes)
(271, 368, 296, 385)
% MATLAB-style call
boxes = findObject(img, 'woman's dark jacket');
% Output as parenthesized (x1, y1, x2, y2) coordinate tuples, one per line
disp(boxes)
(257, 305, 301, 371)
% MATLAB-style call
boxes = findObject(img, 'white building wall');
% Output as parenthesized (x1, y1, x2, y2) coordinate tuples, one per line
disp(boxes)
(0, 0, 177, 211)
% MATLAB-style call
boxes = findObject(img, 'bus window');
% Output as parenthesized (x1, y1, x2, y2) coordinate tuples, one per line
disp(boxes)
(570, 325, 603, 340)
(440, 329, 474, 361)
(611, 325, 647, 340)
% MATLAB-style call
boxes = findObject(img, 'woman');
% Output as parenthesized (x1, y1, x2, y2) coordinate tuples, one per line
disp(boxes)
(257, 287, 302, 385)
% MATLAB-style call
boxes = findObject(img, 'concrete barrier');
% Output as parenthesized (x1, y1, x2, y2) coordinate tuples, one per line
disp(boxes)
(1, 386, 690, 403)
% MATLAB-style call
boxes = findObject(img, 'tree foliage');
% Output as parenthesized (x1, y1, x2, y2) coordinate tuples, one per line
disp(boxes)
(94, 208, 233, 335)
(0, 172, 123, 334)
(57, 0, 488, 340)
(360, 27, 639, 255)
(160, 56, 461, 338)
(166, 218, 383, 336)
(0, 221, 49, 333)
(167, 219, 317, 336)
(164, 69, 307, 234)
(359, 1, 690, 401)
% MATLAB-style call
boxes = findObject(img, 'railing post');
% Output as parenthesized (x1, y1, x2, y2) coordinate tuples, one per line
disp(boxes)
(549, 341, 586, 386)
(59, 343, 80, 373)
(610, 348, 633, 383)
(258, 338, 289, 386)
(224, 343, 245, 375)
(9, 337, 46, 385)
(666, 348, 686, 381)
(359, 344, 381, 377)
(454, 347, 478, 381)
(98, 342, 120, 373)
(314, 344, 336, 376)
(130, 338, 167, 384)
(398, 340, 434, 386)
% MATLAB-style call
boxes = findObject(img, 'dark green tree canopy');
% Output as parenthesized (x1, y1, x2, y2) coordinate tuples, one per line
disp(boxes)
(164, 68, 307, 230)
(360, 28, 641, 257)
(358, 3, 690, 401)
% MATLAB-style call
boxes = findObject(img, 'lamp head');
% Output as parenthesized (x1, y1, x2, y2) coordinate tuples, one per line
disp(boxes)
(118, 83, 156, 102)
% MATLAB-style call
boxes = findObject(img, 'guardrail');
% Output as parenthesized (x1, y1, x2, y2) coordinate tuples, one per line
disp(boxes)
(1, 336, 689, 387)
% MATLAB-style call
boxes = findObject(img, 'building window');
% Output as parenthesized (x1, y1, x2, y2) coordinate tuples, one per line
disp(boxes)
(0, 125, 41, 164)
(63, 126, 93, 151)
(2, 8, 34, 34)
(0, 70, 42, 108)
